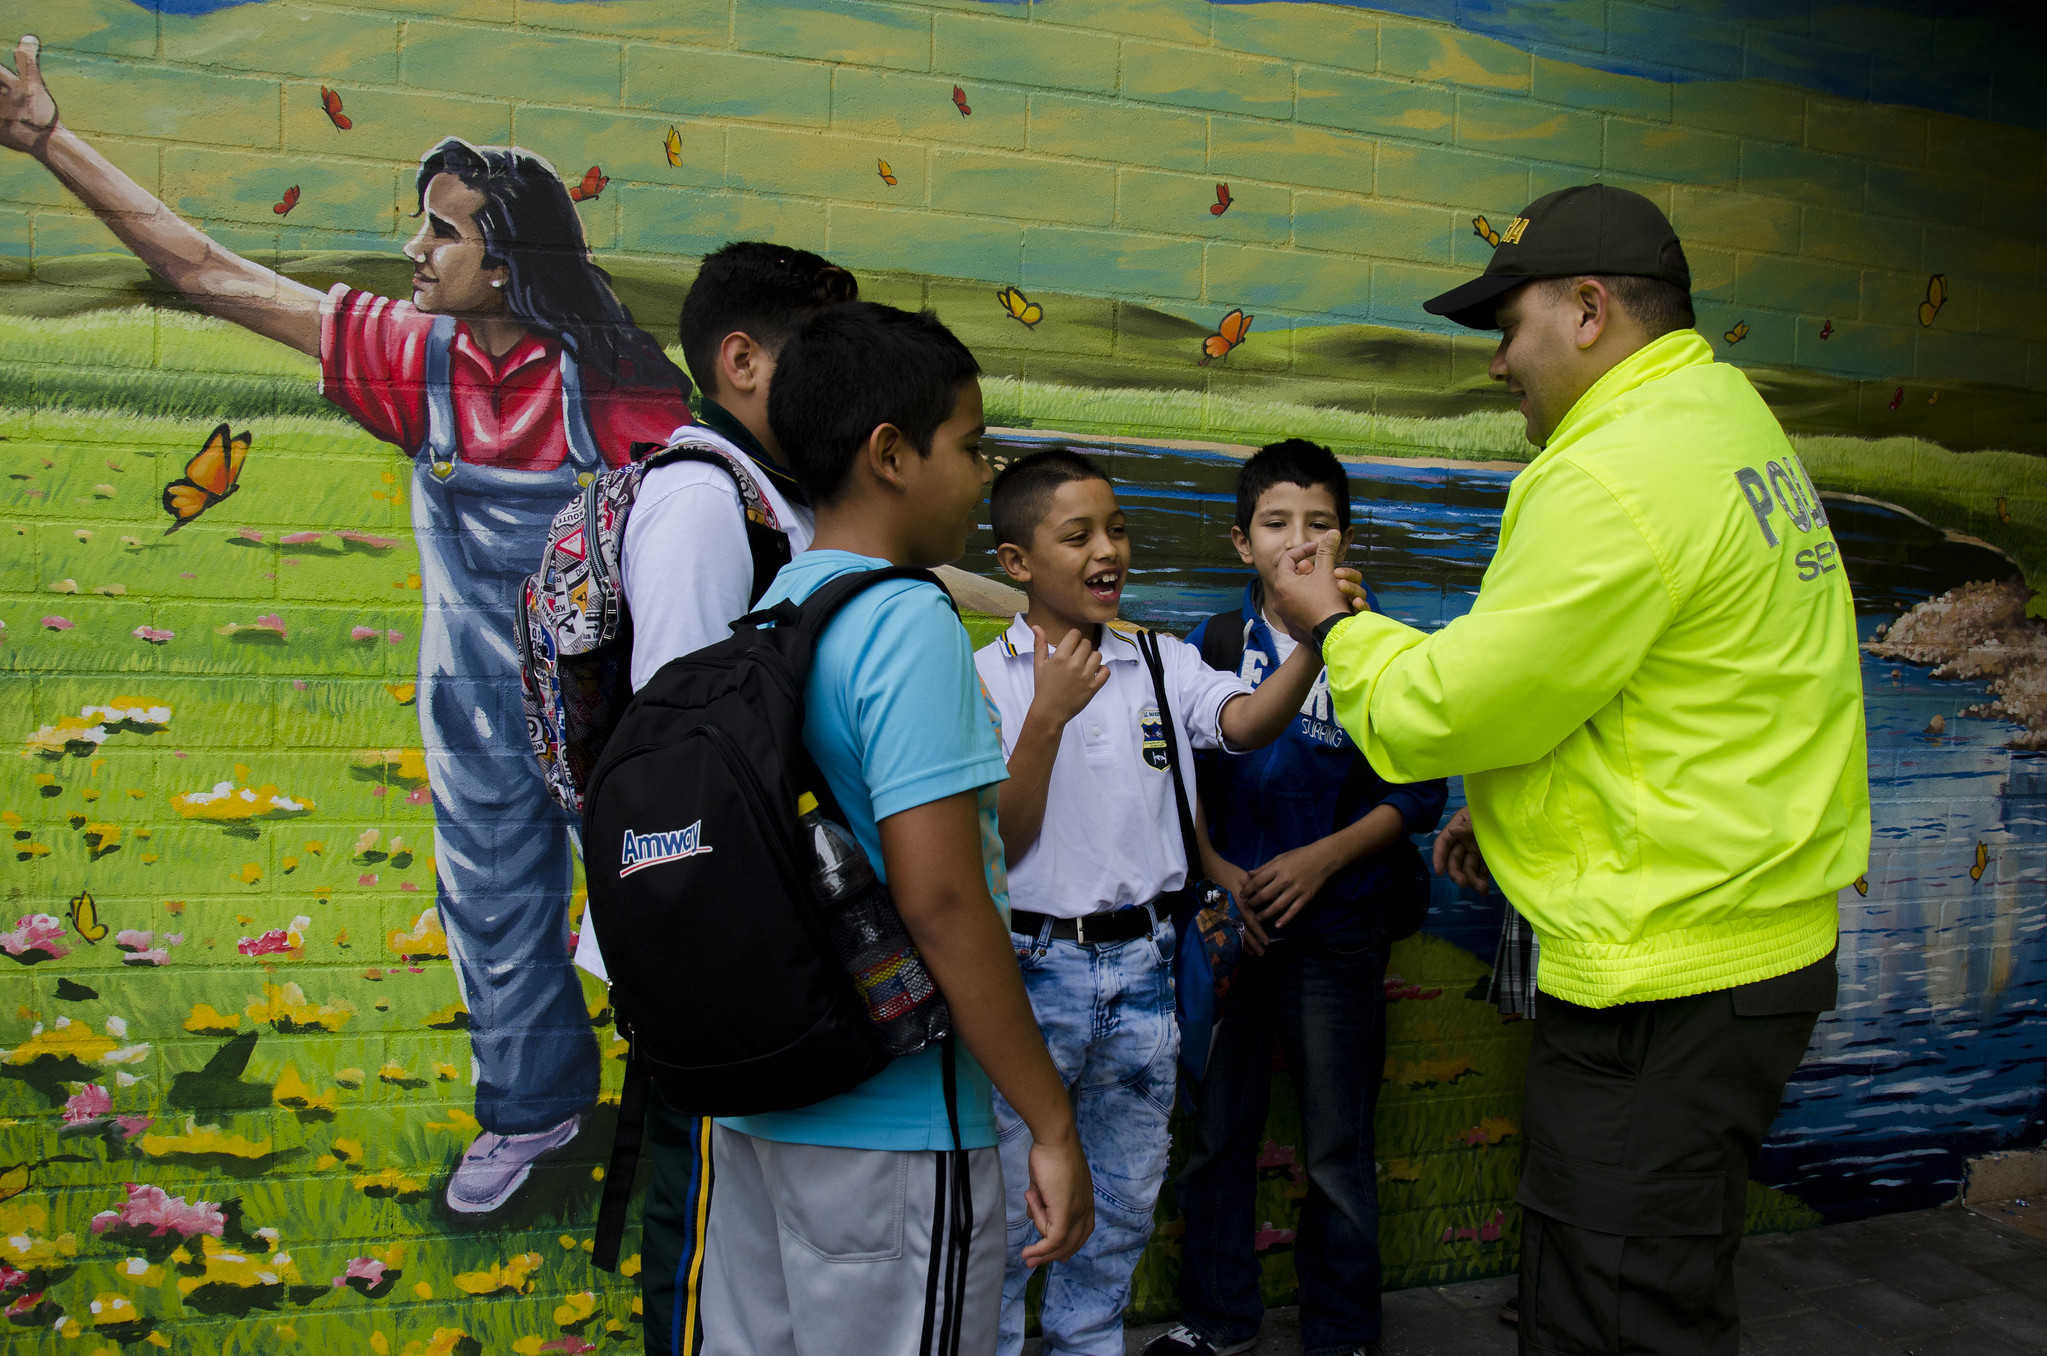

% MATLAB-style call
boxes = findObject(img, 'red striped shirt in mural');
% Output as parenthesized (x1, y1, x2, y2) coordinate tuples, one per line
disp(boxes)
(319, 285, 691, 471)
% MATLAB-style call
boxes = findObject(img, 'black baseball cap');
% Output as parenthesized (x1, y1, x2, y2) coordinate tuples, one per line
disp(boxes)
(1424, 184, 1691, 329)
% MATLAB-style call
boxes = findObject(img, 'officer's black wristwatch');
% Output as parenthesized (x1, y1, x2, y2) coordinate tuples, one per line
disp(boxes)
(1309, 611, 1351, 658)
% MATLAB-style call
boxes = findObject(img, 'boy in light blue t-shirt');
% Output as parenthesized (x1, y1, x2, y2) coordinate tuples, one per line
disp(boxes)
(693, 303, 1093, 1356)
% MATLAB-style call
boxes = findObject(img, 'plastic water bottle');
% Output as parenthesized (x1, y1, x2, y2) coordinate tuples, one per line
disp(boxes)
(798, 793, 951, 1057)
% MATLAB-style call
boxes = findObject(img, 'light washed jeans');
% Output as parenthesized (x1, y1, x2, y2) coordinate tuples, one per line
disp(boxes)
(994, 913, 1179, 1356)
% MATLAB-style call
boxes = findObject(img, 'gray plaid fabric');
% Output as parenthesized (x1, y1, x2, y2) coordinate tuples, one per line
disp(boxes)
(1488, 904, 1539, 1018)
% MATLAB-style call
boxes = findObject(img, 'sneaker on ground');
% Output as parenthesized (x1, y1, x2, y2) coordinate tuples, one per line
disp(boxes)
(1139, 1326, 1257, 1356)
(445, 1112, 583, 1214)
(1500, 1293, 1521, 1326)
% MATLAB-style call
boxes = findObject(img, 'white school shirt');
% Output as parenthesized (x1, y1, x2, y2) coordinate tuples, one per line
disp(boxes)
(973, 614, 1252, 919)
(574, 422, 815, 980)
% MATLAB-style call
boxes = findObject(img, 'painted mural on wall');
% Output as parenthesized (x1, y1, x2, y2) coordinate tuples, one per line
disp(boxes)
(0, 0, 2043, 1349)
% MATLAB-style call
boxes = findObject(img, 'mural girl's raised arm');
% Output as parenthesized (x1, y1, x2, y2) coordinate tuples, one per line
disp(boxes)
(0, 35, 322, 355)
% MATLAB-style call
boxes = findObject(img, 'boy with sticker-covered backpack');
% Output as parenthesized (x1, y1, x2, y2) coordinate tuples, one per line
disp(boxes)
(517, 242, 855, 1355)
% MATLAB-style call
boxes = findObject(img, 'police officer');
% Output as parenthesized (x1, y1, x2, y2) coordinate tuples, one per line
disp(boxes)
(1267, 184, 1871, 1356)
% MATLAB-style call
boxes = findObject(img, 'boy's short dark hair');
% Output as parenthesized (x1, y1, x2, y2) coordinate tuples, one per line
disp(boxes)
(768, 303, 981, 505)
(678, 242, 858, 399)
(1234, 438, 1352, 536)
(988, 449, 1111, 550)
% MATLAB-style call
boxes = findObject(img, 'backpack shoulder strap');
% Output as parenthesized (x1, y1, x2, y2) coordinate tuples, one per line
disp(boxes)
(644, 440, 794, 606)
(738, 564, 957, 635)
(1135, 628, 1204, 924)
(1198, 607, 1244, 677)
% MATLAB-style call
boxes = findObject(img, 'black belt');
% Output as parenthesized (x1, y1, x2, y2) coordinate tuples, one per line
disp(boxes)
(1010, 905, 1156, 946)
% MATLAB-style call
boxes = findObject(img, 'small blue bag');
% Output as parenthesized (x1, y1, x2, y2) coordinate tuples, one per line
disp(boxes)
(1137, 629, 1251, 1082)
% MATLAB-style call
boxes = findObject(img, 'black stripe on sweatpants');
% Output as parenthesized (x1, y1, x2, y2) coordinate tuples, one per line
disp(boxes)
(919, 1151, 949, 1356)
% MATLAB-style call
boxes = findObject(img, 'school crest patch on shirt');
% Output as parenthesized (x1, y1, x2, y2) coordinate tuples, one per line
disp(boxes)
(1139, 706, 1169, 770)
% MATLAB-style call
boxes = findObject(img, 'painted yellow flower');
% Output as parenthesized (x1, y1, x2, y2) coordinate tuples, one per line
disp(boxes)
(244, 983, 353, 1033)
(89, 1293, 140, 1326)
(182, 1003, 241, 1036)
(271, 1066, 338, 1114)
(138, 1119, 272, 1161)
(400, 1330, 471, 1356)
(350, 1166, 428, 1201)
(387, 908, 449, 961)
(174, 1235, 302, 1299)
(453, 1251, 543, 1296)
(173, 775, 313, 823)
(553, 1290, 598, 1327)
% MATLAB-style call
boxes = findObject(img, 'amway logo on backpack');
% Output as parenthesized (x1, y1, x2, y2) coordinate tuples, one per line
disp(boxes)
(618, 821, 712, 876)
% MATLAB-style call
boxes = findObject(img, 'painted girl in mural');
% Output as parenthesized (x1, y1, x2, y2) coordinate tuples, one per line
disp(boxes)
(0, 35, 693, 1212)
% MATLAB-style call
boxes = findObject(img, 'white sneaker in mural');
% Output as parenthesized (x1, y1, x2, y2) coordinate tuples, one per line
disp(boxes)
(445, 1113, 583, 1214)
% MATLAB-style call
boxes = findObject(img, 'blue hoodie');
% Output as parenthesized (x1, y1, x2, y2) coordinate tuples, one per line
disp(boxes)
(1188, 582, 1449, 941)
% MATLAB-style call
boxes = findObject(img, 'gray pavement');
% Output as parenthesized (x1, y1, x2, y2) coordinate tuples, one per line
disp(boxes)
(1093, 1203, 2047, 1355)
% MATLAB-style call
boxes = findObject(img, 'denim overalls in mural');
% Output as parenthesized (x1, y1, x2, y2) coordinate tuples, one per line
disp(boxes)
(413, 315, 601, 1135)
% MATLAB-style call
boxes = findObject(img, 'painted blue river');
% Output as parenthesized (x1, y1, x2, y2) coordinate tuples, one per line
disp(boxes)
(973, 433, 2047, 1222)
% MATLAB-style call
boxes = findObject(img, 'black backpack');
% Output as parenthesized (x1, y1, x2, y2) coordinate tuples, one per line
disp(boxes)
(582, 565, 955, 1267)
(1195, 607, 1433, 942)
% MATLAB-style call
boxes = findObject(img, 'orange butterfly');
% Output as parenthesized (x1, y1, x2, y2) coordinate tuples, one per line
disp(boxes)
(1211, 183, 1232, 216)
(952, 84, 972, 117)
(163, 424, 251, 534)
(1471, 215, 1502, 247)
(1199, 308, 1252, 364)
(877, 158, 898, 187)
(319, 86, 351, 131)
(569, 166, 608, 202)
(273, 185, 300, 216)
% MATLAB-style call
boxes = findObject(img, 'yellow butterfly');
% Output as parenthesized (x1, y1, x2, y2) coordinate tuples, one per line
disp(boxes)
(1852, 874, 1869, 897)
(1919, 273, 1947, 327)
(0, 1163, 27, 1203)
(996, 285, 1042, 328)
(663, 126, 683, 169)
(69, 889, 107, 944)
(1970, 842, 1988, 882)
(1471, 215, 1501, 247)
(1724, 320, 1750, 345)
(1997, 497, 2011, 523)
(877, 158, 897, 187)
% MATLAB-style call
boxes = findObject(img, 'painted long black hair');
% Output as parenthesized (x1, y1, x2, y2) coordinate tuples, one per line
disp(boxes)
(415, 138, 689, 396)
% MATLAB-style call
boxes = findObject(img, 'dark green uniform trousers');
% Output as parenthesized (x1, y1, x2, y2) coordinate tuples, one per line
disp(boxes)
(1516, 951, 1835, 1356)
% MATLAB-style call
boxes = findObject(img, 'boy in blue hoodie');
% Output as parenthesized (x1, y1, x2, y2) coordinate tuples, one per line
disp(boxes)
(1149, 439, 1448, 1356)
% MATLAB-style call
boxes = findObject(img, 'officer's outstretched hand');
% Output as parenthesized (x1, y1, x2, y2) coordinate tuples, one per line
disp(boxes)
(1268, 530, 1364, 645)
(1433, 807, 1492, 894)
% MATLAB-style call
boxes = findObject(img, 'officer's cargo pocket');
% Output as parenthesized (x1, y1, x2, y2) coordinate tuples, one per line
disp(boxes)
(1516, 1140, 1725, 1237)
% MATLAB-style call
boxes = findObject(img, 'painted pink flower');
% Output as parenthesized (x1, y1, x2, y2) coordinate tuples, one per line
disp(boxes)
(332, 1256, 389, 1289)
(338, 531, 398, 549)
(1253, 1222, 1296, 1250)
(115, 929, 153, 950)
(358, 873, 379, 886)
(40, 616, 72, 631)
(254, 613, 287, 638)
(4, 1291, 41, 1318)
(280, 531, 323, 545)
(369, 786, 387, 798)
(0, 915, 70, 962)
(237, 929, 296, 957)
(385, 630, 404, 644)
(0, 1260, 26, 1291)
(237, 527, 265, 543)
(62, 1083, 112, 1124)
(91, 1183, 225, 1240)
(115, 1116, 153, 1141)
(132, 625, 175, 644)
(405, 785, 430, 807)
(350, 626, 381, 642)
(400, 881, 419, 893)
(542, 1340, 598, 1355)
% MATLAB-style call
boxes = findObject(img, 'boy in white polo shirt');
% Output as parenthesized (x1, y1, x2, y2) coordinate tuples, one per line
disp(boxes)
(973, 450, 1327, 1356)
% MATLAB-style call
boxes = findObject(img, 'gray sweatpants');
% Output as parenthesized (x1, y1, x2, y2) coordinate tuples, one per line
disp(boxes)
(698, 1124, 1005, 1356)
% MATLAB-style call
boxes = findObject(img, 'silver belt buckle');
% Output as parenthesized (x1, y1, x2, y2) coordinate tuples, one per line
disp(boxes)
(1073, 914, 1088, 945)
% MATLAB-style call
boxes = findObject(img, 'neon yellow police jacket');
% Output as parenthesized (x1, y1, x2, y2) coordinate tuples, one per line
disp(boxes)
(1322, 329, 1869, 1007)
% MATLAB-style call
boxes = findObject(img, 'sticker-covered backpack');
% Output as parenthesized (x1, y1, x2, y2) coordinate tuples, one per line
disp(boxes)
(515, 438, 791, 814)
